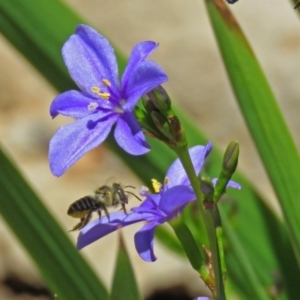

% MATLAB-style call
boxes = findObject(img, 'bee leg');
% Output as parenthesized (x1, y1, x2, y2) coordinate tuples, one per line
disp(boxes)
(70, 210, 93, 231)
(81, 210, 93, 228)
(121, 202, 127, 215)
(102, 205, 110, 222)
(97, 210, 102, 219)
(69, 217, 86, 232)
(127, 191, 142, 201)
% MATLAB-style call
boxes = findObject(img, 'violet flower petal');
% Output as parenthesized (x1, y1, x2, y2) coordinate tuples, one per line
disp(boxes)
(77, 212, 155, 250)
(159, 185, 196, 217)
(212, 178, 241, 190)
(124, 61, 168, 110)
(62, 24, 120, 97)
(49, 112, 118, 176)
(166, 142, 212, 188)
(134, 220, 159, 262)
(121, 41, 158, 93)
(77, 212, 127, 250)
(50, 90, 111, 119)
(226, 180, 241, 189)
(114, 112, 150, 155)
(132, 194, 161, 213)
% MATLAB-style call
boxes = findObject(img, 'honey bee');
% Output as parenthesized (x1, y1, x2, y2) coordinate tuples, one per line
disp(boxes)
(67, 183, 141, 231)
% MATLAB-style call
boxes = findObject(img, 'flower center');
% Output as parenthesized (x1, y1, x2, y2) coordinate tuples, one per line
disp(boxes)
(91, 79, 112, 100)
(114, 107, 124, 114)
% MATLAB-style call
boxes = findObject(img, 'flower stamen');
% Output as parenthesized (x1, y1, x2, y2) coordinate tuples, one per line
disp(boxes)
(151, 178, 162, 193)
(91, 86, 100, 94)
(164, 177, 169, 185)
(102, 79, 112, 87)
(91, 86, 110, 100)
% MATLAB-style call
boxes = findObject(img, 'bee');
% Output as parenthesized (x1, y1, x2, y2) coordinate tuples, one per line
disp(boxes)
(67, 183, 141, 231)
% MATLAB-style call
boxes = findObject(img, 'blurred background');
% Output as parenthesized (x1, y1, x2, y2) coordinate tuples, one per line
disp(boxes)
(0, 0, 299, 299)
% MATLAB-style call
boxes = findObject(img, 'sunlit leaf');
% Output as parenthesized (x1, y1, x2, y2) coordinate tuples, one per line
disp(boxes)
(110, 233, 141, 300)
(0, 146, 108, 300)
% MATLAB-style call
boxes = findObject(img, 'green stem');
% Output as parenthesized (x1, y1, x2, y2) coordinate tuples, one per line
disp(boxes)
(173, 146, 226, 300)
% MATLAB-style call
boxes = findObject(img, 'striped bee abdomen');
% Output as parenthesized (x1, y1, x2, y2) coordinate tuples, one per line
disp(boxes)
(67, 196, 96, 218)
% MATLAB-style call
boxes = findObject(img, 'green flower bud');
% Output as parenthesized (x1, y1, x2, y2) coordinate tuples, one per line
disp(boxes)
(214, 140, 239, 200)
(150, 111, 173, 140)
(146, 85, 171, 112)
(223, 140, 239, 176)
(142, 93, 158, 115)
(139, 86, 187, 149)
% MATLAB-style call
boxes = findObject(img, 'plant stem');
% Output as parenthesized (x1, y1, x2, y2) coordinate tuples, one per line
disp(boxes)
(173, 146, 226, 300)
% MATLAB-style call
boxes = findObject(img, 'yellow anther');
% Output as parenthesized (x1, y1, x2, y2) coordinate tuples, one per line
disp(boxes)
(102, 79, 112, 87)
(91, 86, 110, 100)
(151, 178, 162, 193)
(164, 177, 169, 185)
(91, 86, 100, 94)
(99, 92, 110, 100)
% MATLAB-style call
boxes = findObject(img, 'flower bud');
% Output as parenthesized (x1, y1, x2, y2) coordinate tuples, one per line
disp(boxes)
(139, 86, 187, 148)
(214, 140, 239, 199)
(142, 93, 157, 115)
(151, 111, 173, 140)
(168, 115, 187, 147)
(222, 140, 239, 176)
(145, 85, 171, 113)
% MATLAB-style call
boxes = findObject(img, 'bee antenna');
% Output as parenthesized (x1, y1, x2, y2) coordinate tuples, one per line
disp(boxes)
(125, 185, 136, 189)
(126, 191, 142, 201)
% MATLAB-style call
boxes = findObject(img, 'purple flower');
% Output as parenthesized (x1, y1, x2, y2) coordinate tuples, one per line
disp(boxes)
(77, 142, 241, 261)
(49, 24, 168, 176)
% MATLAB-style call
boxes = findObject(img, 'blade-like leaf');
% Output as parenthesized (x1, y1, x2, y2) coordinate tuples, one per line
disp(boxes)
(170, 218, 205, 273)
(110, 233, 141, 300)
(155, 224, 185, 257)
(292, 0, 299, 9)
(205, 0, 300, 266)
(0, 146, 108, 300)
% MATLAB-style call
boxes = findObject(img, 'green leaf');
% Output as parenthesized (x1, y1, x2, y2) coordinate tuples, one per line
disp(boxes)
(0, 0, 79, 91)
(0, 146, 108, 300)
(292, 0, 299, 9)
(221, 213, 270, 300)
(205, 0, 300, 266)
(169, 218, 205, 273)
(110, 234, 141, 300)
(155, 225, 185, 257)
(205, 0, 300, 297)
